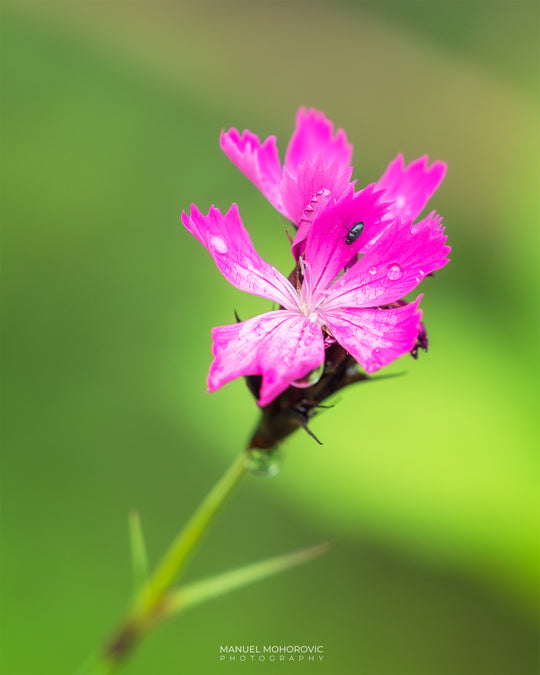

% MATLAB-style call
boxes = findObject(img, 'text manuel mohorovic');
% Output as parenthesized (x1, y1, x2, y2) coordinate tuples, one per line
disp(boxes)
(219, 645, 324, 662)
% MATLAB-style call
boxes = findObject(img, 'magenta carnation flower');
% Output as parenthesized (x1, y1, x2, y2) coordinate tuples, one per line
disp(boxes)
(182, 118, 450, 407)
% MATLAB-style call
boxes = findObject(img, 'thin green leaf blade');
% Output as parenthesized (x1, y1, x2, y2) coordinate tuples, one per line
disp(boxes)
(129, 510, 149, 595)
(164, 541, 331, 617)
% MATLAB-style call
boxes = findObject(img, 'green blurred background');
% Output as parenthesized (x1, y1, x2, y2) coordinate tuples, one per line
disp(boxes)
(1, 1, 539, 674)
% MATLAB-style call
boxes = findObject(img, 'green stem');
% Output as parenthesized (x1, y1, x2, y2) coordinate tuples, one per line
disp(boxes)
(97, 451, 248, 669)
(132, 451, 248, 615)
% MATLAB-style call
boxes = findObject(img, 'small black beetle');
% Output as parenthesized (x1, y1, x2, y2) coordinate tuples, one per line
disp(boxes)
(345, 221, 365, 245)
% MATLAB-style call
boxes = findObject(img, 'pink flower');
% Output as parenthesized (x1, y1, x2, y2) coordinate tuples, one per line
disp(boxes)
(181, 181, 450, 407)
(220, 108, 446, 259)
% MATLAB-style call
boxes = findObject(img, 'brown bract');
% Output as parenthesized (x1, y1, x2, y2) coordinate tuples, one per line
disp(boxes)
(247, 341, 369, 451)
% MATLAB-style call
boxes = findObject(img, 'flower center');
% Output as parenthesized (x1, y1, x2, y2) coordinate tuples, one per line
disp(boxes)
(288, 259, 327, 323)
(297, 281, 325, 323)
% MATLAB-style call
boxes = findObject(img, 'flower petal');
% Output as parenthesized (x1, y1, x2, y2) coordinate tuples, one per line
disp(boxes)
(285, 159, 356, 258)
(282, 108, 355, 254)
(413, 209, 443, 233)
(302, 185, 389, 297)
(284, 108, 352, 178)
(220, 128, 285, 214)
(376, 153, 446, 226)
(324, 214, 450, 309)
(321, 297, 423, 373)
(181, 204, 299, 309)
(208, 311, 325, 407)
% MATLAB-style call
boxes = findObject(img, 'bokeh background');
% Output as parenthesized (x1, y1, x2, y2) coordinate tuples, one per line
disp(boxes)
(2, 1, 539, 674)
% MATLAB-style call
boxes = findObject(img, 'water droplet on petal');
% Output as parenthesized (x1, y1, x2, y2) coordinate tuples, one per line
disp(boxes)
(387, 263, 402, 280)
(292, 362, 324, 389)
(245, 449, 281, 477)
(210, 235, 228, 254)
(368, 266, 378, 276)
